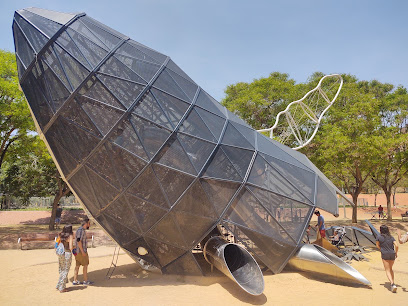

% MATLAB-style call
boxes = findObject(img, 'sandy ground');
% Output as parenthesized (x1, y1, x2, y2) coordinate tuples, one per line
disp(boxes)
(1, 208, 408, 305)
(0, 243, 408, 305)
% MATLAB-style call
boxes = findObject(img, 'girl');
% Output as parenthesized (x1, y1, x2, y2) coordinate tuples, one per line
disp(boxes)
(376, 225, 398, 293)
(56, 225, 74, 293)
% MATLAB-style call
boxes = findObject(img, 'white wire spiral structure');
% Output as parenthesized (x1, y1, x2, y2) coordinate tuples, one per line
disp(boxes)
(257, 74, 343, 150)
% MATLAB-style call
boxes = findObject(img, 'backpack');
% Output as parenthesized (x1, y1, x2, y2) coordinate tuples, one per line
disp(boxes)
(56, 241, 65, 255)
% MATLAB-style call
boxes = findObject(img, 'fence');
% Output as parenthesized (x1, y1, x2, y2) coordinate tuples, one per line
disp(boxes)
(0, 195, 80, 209)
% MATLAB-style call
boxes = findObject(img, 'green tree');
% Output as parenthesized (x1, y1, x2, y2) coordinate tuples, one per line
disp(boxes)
(1, 137, 71, 228)
(304, 74, 382, 223)
(222, 72, 304, 129)
(370, 86, 408, 220)
(0, 50, 35, 170)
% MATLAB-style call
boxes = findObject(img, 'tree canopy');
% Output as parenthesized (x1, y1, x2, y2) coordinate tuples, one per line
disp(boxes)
(223, 72, 408, 222)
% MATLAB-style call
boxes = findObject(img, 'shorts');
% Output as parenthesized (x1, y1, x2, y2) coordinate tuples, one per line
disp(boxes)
(76, 252, 89, 266)
(319, 229, 326, 238)
(381, 253, 396, 260)
(55, 217, 61, 223)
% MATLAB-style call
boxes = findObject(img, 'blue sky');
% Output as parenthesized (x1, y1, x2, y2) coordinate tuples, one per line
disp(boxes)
(1, 0, 407, 101)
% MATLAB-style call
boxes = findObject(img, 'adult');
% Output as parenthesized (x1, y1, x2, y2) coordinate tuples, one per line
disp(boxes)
(55, 204, 63, 229)
(73, 218, 93, 285)
(314, 210, 326, 238)
(378, 205, 384, 219)
(376, 225, 398, 293)
(56, 225, 74, 293)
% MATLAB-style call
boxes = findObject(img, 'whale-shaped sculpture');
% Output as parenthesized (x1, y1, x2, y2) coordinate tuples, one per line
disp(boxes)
(12, 7, 369, 293)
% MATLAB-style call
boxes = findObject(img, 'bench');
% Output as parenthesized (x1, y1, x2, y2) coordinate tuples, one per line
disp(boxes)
(402, 213, 408, 221)
(18, 232, 94, 250)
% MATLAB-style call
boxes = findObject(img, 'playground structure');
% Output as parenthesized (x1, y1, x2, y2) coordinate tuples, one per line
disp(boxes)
(13, 7, 370, 295)
(257, 74, 343, 150)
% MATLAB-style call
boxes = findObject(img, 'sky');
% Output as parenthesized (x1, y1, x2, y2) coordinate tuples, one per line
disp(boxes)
(1, 0, 407, 101)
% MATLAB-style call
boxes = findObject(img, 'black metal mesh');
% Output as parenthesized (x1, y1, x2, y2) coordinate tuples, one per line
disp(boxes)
(15, 8, 340, 276)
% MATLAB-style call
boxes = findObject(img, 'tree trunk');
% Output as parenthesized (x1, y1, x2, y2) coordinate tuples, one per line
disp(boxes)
(352, 193, 358, 223)
(49, 192, 63, 231)
(374, 193, 377, 207)
(385, 189, 392, 221)
(48, 181, 71, 230)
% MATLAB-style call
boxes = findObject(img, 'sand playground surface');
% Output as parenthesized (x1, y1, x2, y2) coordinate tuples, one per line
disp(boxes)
(1, 208, 408, 305)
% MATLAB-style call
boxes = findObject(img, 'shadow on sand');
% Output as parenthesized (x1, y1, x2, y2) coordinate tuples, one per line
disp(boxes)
(71, 262, 267, 305)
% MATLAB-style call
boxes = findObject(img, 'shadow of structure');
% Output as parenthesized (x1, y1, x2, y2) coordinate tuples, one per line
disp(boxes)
(77, 261, 267, 305)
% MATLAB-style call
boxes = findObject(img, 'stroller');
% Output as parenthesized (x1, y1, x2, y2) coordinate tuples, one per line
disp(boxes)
(330, 226, 346, 248)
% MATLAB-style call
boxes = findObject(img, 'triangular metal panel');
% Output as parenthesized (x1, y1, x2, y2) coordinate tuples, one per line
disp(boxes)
(65, 28, 108, 68)
(16, 9, 61, 38)
(130, 115, 171, 159)
(127, 166, 169, 209)
(77, 95, 124, 135)
(80, 16, 122, 50)
(68, 167, 101, 216)
(84, 165, 121, 211)
(200, 178, 240, 217)
(53, 44, 90, 90)
(223, 189, 294, 242)
(56, 30, 92, 70)
(178, 109, 217, 142)
(78, 75, 125, 110)
(177, 133, 216, 173)
(132, 91, 173, 130)
(151, 88, 190, 128)
(152, 164, 195, 206)
(202, 146, 243, 182)
(164, 252, 203, 276)
(125, 192, 168, 232)
(248, 185, 313, 241)
(115, 53, 161, 83)
(261, 152, 315, 204)
(152, 69, 190, 103)
(20, 71, 54, 129)
(222, 222, 296, 274)
(173, 181, 217, 219)
(221, 122, 254, 150)
(103, 196, 141, 234)
(98, 55, 147, 84)
(195, 89, 226, 118)
(156, 137, 197, 175)
(97, 73, 144, 109)
(61, 99, 102, 137)
(68, 19, 109, 51)
(12, 23, 35, 68)
(166, 68, 198, 102)
(145, 213, 188, 249)
(144, 237, 187, 268)
(108, 118, 149, 161)
(248, 154, 312, 205)
(14, 14, 48, 53)
(108, 142, 147, 188)
(116, 42, 160, 65)
(195, 107, 226, 142)
(220, 145, 254, 179)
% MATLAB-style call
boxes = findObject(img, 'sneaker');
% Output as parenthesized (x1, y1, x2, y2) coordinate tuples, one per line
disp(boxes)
(392, 284, 397, 293)
(82, 281, 94, 285)
(72, 281, 81, 285)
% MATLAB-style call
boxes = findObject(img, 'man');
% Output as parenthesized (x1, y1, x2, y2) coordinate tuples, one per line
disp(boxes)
(378, 205, 384, 219)
(55, 204, 63, 229)
(73, 218, 93, 285)
(314, 210, 326, 238)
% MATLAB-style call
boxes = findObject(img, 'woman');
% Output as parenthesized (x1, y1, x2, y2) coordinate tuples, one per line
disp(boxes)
(376, 225, 398, 293)
(56, 225, 74, 293)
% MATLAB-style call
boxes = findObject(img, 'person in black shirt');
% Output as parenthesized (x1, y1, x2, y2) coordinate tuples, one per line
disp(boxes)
(376, 225, 399, 293)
